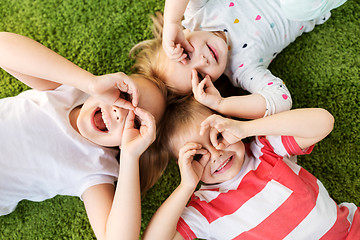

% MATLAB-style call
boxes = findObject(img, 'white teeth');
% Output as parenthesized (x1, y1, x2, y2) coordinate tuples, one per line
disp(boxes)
(216, 157, 231, 172)
(101, 108, 109, 130)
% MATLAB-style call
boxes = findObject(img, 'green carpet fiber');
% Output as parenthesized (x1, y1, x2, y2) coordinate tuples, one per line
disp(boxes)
(0, 0, 359, 239)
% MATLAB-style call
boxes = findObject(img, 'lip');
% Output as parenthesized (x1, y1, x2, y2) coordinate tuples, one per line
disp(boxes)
(212, 155, 233, 175)
(207, 44, 218, 62)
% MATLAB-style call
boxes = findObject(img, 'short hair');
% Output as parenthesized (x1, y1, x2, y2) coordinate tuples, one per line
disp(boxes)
(157, 95, 214, 160)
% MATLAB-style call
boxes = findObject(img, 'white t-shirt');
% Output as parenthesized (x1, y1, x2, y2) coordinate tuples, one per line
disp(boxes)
(0, 85, 119, 215)
(182, 0, 339, 116)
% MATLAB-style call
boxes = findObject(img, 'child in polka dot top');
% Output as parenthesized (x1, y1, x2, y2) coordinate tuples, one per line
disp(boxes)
(132, 0, 346, 119)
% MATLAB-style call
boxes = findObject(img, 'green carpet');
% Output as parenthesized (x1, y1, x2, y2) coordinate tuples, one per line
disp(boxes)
(0, 0, 359, 239)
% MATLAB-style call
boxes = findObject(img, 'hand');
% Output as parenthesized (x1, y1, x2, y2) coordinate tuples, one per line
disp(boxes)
(192, 69, 223, 110)
(200, 114, 247, 150)
(162, 23, 194, 63)
(90, 72, 139, 110)
(178, 143, 210, 189)
(120, 108, 156, 159)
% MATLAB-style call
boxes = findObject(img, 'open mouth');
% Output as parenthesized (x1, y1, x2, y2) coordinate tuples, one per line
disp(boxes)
(93, 107, 109, 132)
(207, 44, 218, 62)
(214, 156, 233, 174)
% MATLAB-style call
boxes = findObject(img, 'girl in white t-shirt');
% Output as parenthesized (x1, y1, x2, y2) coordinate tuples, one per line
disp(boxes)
(0, 32, 166, 240)
(132, 0, 346, 119)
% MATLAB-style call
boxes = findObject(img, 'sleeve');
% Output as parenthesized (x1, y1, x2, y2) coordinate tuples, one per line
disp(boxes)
(176, 205, 210, 240)
(265, 135, 314, 158)
(78, 174, 116, 200)
(184, 0, 209, 20)
(280, 0, 347, 21)
(233, 66, 292, 117)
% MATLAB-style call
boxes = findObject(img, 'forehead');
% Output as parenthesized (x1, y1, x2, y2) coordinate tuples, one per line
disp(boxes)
(171, 114, 210, 155)
(161, 50, 192, 94)
(133, 76, 166, 124)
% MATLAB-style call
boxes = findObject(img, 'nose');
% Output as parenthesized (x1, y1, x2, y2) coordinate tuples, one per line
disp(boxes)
(209, 147, 223, 163)
(112, 106, 128, 121)
(196, 54, 209, 67)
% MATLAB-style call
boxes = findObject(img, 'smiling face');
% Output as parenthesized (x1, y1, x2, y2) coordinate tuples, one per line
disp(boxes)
(74, 76, 165, 147)
(162, 30, 228, 94)
(172, 113, 245, 185)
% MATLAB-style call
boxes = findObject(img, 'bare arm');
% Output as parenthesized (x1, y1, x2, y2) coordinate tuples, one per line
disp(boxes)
(201, 108, 334, 150)
(192, 71, 267, 119)
(0, 32, 137, 109)
(82, 108, 156, 240)
(0, 32, 94, 91)
(143, 143, 209, 240)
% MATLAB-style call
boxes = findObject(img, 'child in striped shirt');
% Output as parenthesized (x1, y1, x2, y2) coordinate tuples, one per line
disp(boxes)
(143, 96, 359, 240)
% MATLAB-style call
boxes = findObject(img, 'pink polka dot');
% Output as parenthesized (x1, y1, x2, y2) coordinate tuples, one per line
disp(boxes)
(282, 94, 288, 100)
(229, 2, 234, 7)
(268, 82, 273, 85)
(239, 64, 244, 68)
(300, 26, 304, 31)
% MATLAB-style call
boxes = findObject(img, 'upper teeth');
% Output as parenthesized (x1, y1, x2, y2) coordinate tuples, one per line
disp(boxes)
(101, 108, 109, 130)
(216, 157, 231, 172)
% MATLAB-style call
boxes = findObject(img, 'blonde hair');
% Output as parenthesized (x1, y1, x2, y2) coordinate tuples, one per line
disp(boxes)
(127, 73, 168, 195)
(130, 12, 183, 95)
(157, 95, 214, 160)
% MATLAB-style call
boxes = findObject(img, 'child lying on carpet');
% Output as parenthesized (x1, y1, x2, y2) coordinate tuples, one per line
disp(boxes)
(132, 0, 347, 119)
(143, 96, 359, 240)
(0, 32, 167, 240)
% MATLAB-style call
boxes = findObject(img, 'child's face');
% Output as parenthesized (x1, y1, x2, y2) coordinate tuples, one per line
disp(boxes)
(173, 114, 245, 185)
(162, 30, 228, 93)
(76, 77, 165, 147)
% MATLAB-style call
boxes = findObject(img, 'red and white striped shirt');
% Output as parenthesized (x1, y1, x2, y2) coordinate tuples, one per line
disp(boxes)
(177, 136, 359, 239)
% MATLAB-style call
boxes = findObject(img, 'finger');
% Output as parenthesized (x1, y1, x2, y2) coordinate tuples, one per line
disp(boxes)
(209, 127, 220, 148)
(113, 98, 135, 110)
(215, 138, 230, 150)
(181, 39, 194, 53)
(135, 107, 156, 136)
(203, 75, 214, 88)
(199, 114, 218, 135)
(191, 69, 200, 94)
(124, 110, 135, 130)
(198, 78, 207, 95)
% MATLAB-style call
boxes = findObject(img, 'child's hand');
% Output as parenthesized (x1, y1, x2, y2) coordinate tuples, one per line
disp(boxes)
(200, 114, 247, 150)
(178, 143, 210, 189)
(163, 23, 194, 64)
(120, 108, 156, 159)
(91, 72, 139, 110)
(192, 69, 223, 110)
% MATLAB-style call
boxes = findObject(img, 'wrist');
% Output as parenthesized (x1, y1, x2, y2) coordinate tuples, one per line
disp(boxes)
(179, 180, 197, 193)
(86, 75, 100, 96)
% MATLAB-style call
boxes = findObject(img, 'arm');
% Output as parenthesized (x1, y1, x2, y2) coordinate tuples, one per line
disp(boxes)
(201, 108, 334, 150)
(192, 70, 266, 119)
(163, 0, 194, 62)
(143, 143, 210, 240)
(82, 108, 156, 240)
(0, 32, 136, 109)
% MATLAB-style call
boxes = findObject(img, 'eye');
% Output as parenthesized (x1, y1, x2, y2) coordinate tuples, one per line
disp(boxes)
(134, 116, 141, 130)
(193, 154, 202, 161)
(120, 92, 131, 101)
(183, 50, 191, 60)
